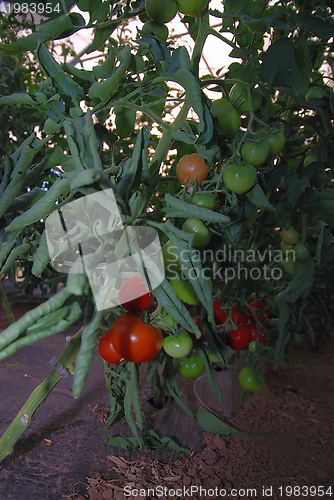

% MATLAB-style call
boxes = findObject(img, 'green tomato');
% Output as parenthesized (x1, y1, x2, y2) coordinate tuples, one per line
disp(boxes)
(280, 241, 294, 253)
(223, 163, 257, 194)
(238, 367, 264, 392)
(145, 0, 178, 23)
(176, 0, 208, 16)
(175, 352, 205, 378)
(162, 240, 182, 276)
(189, 193, 216, 210)
(281, 227, 299, 245)
(151, 306, 177, 330)
(114, 106, 136, 139)
(182, 218, 211, 248)
(248, 341, 258, 353)
(229, 83, 262, 114)
(169, 274, 200, 305)
(283, 256, 296, 276)
(142, 21, 169, 40)
(212, 98, 241, 139)
(303, 154, 318, 168)
(294, 242, 310, 262)
(163, 332, 193, 358)
(207, 349, 220, 363)
(241, 141, 269, 167)
(306, 87, 327, 100)
(262, 131, 285, 156)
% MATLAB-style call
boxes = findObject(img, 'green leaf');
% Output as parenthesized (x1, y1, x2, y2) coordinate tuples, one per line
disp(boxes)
(295, 11, 334, 40)
(276, 260, 315, 303)
(259, 37, 294, 88)
(0, 15, 81, 55)
(246, 184, 276, 212)
(36, 44, 84, 102)
(291, 45, 312, 100)
(196, 408, 269, 436)
(274, 301, 290, 369)
(31, 231, 50, 277)
(164, 194, 230, 223)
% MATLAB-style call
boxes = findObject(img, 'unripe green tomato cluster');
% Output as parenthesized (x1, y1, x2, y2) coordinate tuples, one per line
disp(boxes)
(145, 0, 208, 25)
(280, 228, 310, 275)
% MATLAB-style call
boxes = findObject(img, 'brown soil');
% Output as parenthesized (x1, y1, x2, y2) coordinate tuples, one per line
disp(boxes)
(0, 296, 334, 500)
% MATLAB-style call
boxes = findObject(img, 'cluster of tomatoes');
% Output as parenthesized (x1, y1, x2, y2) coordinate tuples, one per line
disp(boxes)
(142, 0, 208, 41)
(98, 277, 163, 364)
(198, 300, 268, 353)
(98, 276, 268, 392)
(280, 227, 310, 278)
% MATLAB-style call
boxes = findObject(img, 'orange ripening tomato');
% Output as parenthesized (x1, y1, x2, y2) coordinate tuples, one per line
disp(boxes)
(176, 153, 208, 186)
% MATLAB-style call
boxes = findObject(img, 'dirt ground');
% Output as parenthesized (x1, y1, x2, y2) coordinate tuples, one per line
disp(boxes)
(0, 295, 334, 500)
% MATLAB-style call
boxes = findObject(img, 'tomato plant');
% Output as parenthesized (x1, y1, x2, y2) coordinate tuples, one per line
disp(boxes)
(238, 367, 265, 393)
(241, 141, 269, 167)
(163, 332, 193, 358)
(118, 277, 154, 311)
(110, 312, 163, 363)
(182, 218, 211, 248)
(212, 98, 241, 138)
(174, 352, 205, 378)
(145, 0, 178, 23)
(176, 153, 208, 186)
(176, 0, 208, 16)
(1, 0, 334, 457)
(227, 325, 252, 351)
(99, 329, 124, 364)
(223, 163, 257, 194)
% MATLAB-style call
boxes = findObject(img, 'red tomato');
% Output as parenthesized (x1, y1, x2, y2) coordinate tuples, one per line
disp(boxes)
(227, 325, 252, 351)
(110, 312, 163, 363)
(213, 299, 228, 325)
(247, 321, 266, 343)
(231, 304, 248, 326)
(247, 301, 268, 323)
(98, 329, 124, 364)
(118, 276, 154, 311)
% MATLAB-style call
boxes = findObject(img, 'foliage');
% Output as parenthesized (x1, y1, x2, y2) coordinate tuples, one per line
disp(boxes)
(0, 0, 334, 455)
